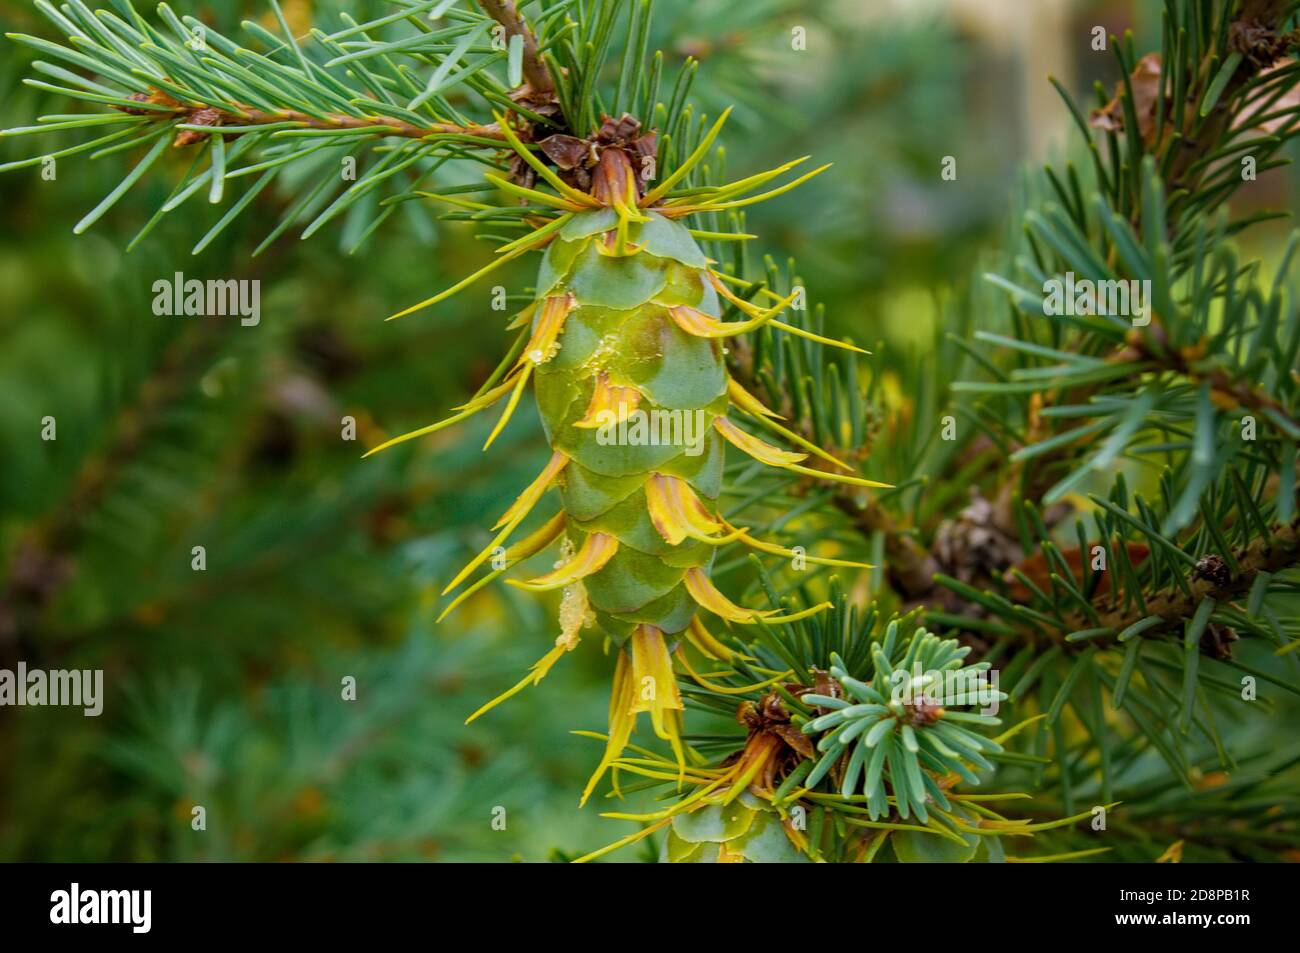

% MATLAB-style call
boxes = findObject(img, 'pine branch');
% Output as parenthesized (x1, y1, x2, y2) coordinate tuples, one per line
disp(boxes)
(1084, 0, 1300, 229)
(921, 1, 1300, 617)
(1077, 515, 1299, 643)
(832, 496, 939, 600)
(476, 0, 554, 96)
(1165, 0, 1300, 215)
(116, 88, 504, 142)
(1112, 316, 1300, 437)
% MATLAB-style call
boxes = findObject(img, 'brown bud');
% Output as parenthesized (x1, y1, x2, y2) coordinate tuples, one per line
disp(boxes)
(173, 107, 223, 147)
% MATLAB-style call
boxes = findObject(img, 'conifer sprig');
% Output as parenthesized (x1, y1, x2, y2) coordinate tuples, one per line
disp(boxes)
(6, 0, 1300, 864)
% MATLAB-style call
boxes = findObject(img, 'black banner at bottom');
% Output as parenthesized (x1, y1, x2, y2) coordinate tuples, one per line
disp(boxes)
(0, 861, 1280, 939)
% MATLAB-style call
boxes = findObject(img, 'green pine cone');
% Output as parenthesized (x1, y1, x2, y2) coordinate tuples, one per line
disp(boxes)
(429, 127, 884, 808)
(534, 209, 726, 642)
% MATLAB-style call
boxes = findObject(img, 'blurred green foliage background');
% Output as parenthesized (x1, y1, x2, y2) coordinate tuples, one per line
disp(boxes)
(0, 0, 1295, 861)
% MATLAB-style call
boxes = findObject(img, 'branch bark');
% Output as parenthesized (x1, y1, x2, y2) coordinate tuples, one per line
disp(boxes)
(121, 93, 504, 143)
(477, 0, 555, 95)
(1077, 516, 1300, 643)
